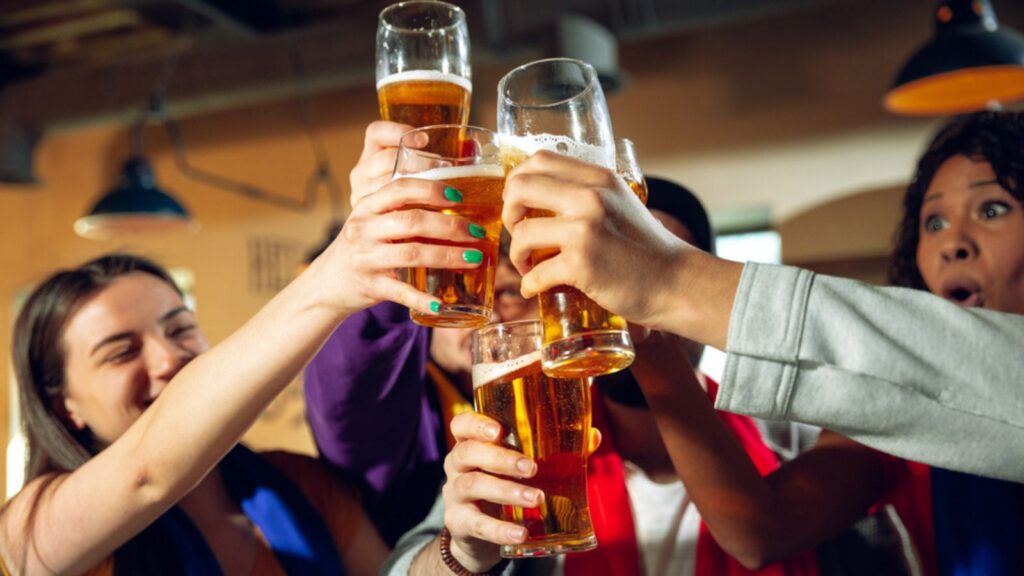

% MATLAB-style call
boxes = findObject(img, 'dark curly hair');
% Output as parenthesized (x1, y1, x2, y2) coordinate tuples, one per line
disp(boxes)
(889, 111, 1024, 289)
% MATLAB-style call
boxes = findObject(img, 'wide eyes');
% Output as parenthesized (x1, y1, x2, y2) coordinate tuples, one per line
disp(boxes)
(923, 215, 949, 233)
(980, 201, 1010, 220)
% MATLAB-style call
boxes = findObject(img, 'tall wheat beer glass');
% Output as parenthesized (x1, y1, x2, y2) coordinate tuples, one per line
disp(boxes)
(472, 320, 596, 557)
(393, 125, 504, 327)
(497, 58, 635, 379)
(376, 1, 471, 135)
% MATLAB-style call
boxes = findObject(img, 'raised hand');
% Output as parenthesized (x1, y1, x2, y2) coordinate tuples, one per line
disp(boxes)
(349, 121, 427, 207)
(312, 176, 483, 317)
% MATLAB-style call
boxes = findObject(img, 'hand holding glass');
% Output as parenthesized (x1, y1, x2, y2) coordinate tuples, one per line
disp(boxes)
(497, 58, 635, 379)
(393, 125, 504, 328)
(472, 320, 597, 558)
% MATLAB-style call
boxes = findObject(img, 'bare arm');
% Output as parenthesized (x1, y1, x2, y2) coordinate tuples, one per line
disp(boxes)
(631, 332, 885, 568)
(0, 178, 482, 574)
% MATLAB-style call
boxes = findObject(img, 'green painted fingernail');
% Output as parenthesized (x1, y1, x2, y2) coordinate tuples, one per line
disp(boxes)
(444, 186, 463, 203)
(469, 223, 486, 239)
(429, 301, 441, 313)
(463, 249, 483, 264)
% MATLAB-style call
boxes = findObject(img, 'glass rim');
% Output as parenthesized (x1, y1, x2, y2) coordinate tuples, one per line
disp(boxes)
(378, 1, 466, 34)
(498, 57, 601, 112)
(397, 124, 500, 163)
(472, 318, 542, 346)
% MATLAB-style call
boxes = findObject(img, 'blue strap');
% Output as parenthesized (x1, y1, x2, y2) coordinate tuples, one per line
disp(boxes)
(156, 446, 345, 575)
(931, 466, 1024, 575)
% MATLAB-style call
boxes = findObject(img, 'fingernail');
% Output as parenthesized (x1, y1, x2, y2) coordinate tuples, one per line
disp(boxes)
(508, 526, 528, 541)
(444, 186, 463, 203)
(429, 301, 441, 314)
(469, 223, 487, 239)
(522, 488, 540, 504)
(484, 423, 500, 440)
(463, 249, 483, 264)
(516, 458, 534, 474)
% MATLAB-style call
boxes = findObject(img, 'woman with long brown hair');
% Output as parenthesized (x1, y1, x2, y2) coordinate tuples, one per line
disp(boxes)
(0, 176, 485, 575)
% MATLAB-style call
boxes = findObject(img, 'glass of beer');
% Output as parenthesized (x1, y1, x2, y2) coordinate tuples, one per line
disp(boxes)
(376, 1, 471, 131)
(393, 125, 504, 328)
(471, 319, 597, 558)
(615, 137, 648, 205)
(497, 58, 635, 379)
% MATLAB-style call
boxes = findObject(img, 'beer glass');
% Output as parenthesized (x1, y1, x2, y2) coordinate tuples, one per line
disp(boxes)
(376, 1, 471, 130)
(471, 320, 596, 558)
(615, 138, 648, 205)
(497, 58, 634, 379)
(393, 125, 503, 328)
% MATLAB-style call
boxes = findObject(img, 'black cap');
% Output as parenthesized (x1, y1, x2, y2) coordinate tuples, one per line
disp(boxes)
(645, 176, 715, 254)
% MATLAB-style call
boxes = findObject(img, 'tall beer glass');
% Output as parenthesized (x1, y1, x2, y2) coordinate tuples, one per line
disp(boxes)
(472, 320, 596, 558)
(497, 58, 634, 379)
(376, 1, 471, 132)
(394, 125, 503, 328)
(616, 137, 648, 205)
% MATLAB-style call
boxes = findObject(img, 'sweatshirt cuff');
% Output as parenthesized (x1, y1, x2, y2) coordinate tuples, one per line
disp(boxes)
(716, 263, 814, 419)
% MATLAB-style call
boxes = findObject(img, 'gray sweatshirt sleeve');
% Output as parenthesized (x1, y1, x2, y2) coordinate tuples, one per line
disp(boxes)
(716, 262, 1024, 482)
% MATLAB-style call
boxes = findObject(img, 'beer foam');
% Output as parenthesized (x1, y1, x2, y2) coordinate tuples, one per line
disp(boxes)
(501, 134, 615, 169)
(377, 70, 473, 92)
(472, 350, 543, 389)
(395, 164, 504, 182)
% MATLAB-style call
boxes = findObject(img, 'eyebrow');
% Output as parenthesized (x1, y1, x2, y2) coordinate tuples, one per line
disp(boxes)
(922, 179, 1002, 204)
(89, 306, 192, 357)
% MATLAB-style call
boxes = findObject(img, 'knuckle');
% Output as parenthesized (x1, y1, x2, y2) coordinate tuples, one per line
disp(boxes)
(471, 516, 492, 540)
(398, 243, 420, 263)
(454, 471, 478, 495)
(397, 209, 422, 228)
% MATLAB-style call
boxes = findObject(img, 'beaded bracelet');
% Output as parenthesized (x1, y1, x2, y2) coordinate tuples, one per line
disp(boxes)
(438, 527, 511, 576)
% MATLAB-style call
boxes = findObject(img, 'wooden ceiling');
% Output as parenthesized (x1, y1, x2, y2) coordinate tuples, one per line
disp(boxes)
(0, 0, 379, 85)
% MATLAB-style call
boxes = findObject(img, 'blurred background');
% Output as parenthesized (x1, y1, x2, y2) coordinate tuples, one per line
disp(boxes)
(1, 0, 1022, 497)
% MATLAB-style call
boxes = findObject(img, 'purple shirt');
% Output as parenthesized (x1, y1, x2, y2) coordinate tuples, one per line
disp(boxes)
(304, 301, 447, 545)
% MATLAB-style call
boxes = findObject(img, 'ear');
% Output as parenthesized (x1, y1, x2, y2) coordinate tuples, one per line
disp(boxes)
(60, 396, 88, 431)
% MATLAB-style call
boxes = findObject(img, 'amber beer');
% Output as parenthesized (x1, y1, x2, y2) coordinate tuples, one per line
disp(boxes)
(402, 164, 504, 327)
(377, 70, 471, 128)
(472, 344, 596, 557)
(502, 139, 635, 378)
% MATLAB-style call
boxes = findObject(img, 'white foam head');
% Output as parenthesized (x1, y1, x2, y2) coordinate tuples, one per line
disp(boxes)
(377, 70, 472, 92)
(472, 350, 542, 389)
(501, 134, 615, 169)
(394, 163, 504, 182)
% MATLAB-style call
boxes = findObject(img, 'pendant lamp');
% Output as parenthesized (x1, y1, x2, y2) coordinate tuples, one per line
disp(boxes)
(884, 0, 1024, 116)
(74, 156, 197, 239)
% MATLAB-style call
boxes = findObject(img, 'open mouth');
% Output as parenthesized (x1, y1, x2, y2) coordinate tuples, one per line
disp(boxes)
(942, 281, 983, 308)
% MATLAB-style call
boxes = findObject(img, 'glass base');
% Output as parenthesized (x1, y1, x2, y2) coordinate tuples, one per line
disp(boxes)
(500, 533, 597, 558)
(410, 305, 491, 328)
(541, 331, 635, 378)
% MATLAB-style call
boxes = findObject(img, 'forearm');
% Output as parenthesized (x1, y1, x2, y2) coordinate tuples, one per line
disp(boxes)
(26, 264, 354, 571)
(631, 339, 808, 566)
(718, 262, 1024, 481)
(651, 249, 743, 350)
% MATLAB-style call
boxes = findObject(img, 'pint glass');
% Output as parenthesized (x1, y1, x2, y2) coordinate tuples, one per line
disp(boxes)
(498, 58, 634, 379)
(472, 320, 597, 558)
(376, 1, 471, 131)
(393, 125, 503, 328)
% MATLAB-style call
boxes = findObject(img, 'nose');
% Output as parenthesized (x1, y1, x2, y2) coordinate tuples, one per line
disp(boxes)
(145, 335, 195, 389)
(939, 224, 978, 263)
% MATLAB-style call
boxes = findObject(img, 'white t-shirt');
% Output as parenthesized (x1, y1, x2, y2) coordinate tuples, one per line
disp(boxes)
(550, 461, 700, 576)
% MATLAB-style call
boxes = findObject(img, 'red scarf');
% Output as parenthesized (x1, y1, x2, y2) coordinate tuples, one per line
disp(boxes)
(564, 378, 819, 576)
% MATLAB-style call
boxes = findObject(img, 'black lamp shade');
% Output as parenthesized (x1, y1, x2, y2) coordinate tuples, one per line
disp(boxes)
(75, 157, 197, 239)
(885, 0, 1024, 116)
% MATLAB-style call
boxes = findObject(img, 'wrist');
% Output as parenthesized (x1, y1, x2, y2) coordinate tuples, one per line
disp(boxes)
(439, 527, 509, 576)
